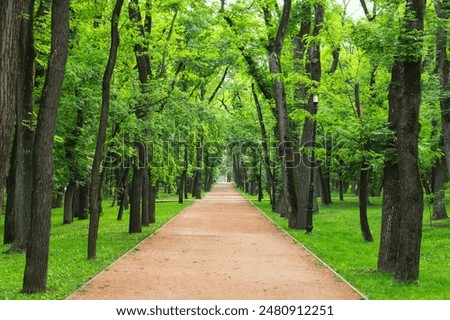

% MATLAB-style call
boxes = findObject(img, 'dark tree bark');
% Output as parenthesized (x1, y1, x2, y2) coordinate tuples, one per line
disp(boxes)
(378, 62, 402, 273)
(0, 0, 22, 193)
(258, 160, 263, 202)
(128, 0, 153, 233)
(359, 160, 373, 241)
(317, 166, 332, 205)
(77, 183, 89, 220)
(10, 0, 35, 252)
(378, 0, 425, 282)
(23, 0, 70, 293)
(129, 142, 145, 234)
(0, 188, 3, 218)
(148, 169, 156, 224)
(360, 0, 375, 21)
(88, 0, 124, 260)
(329, 47, 340, 74)
(129, 168, 143, 233)
(63, 181, 77, 224)
(4, 133, 16, 245)
(252, 84, 276, 210)
(141, 169, 150, 226)
(394, 0, 425, 283)
(295, 4, 324, 228)
(63, 106, 85, 224)
(339, 180, 344, 201)
(268, 0, 299, 228)
(432, 156, 448, 220)
(117, 165, 130, 221)
(192, 138, 203, 199)
(355, 83, 373, 242)
(178, 145, 188, 204)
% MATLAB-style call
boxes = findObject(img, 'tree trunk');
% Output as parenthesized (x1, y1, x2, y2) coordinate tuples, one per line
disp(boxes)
(77, 183, 89, 220)
(129, 166, 143, 233)
(378, 0, 425, 282)
(0, 0, 22, 193)
(129, 142, 145, 234)
(179, 146, 187, 204)
(258, 161, 263, 202)
(359, 162, 373, 242)
(394, 0, 425, 283)
(432, 156, 447, 220)
(3, 136, 16, 245)
(378, 62, 403, 274)
(252, 83, 275, 210)
(192, 138, 203, 199)
(117, 165, 130, 221)
(149, 169, 156, 224)
(63, 181, 77, 224)
(141, 168, 150, 227)
(63, 104, 85, 223)
(10, 0, 35, 252)
(23, 0, 70, 293)
(355, 83, 373, 242)
(128, 0, 152, 231)
(318, 166, 332, 205)
(339, 180, 344, 201)
(0, 188, 3, 218)
(88, 0, 124, 260)
(269, 0, 298, 228)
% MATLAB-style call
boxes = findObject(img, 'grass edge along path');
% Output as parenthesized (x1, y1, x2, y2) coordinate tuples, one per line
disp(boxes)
(0, 201, 191, 300)
(242, 191, 450, 300)
(249, 201, 368, 300)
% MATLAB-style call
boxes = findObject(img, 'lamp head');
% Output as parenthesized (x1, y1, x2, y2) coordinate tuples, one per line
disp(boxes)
(313, 94, 319, 103)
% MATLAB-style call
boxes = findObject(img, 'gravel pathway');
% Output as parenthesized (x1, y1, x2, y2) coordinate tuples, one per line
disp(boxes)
(70, 183, 361, 300)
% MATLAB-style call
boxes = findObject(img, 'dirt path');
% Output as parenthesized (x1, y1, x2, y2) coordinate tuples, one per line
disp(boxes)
(70, 183, 361, 300)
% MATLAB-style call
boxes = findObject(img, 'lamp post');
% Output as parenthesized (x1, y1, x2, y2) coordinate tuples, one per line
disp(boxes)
(306, 94, 319, 233)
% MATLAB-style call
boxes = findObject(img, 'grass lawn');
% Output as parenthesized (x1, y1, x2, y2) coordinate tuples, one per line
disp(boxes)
(0, 201, 190, 300)
(247, 194, 450, 300)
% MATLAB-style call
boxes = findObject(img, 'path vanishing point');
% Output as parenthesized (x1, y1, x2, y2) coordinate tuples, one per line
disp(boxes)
(70, 183, 362, 300)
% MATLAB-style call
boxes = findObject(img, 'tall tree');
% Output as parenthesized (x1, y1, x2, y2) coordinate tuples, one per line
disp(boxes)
(11, 0, 36, 252)
(23, 0, 70, 293)
(355, 83, 374, 242)
(268, 0, 299, 228)
(0, 1, 22, 195)
(252, 83, 276, 210)
(378, 0, 425, 282)
(293, 3, 324, 229)
(127, 0, 153, 234)
(63, 107, 85, 224)
(88, 0, 125, 260)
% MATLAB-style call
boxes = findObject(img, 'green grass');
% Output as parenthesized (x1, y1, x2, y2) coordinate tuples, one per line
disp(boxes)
(246, 193, 450, 300)
(0, 201, 190, 300)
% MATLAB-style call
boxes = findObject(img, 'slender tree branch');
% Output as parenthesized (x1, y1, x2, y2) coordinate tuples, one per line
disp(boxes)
(208, 66, 229, 104)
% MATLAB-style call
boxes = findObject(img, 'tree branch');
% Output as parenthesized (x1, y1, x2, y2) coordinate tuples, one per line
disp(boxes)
(208, 66, 229, 104)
